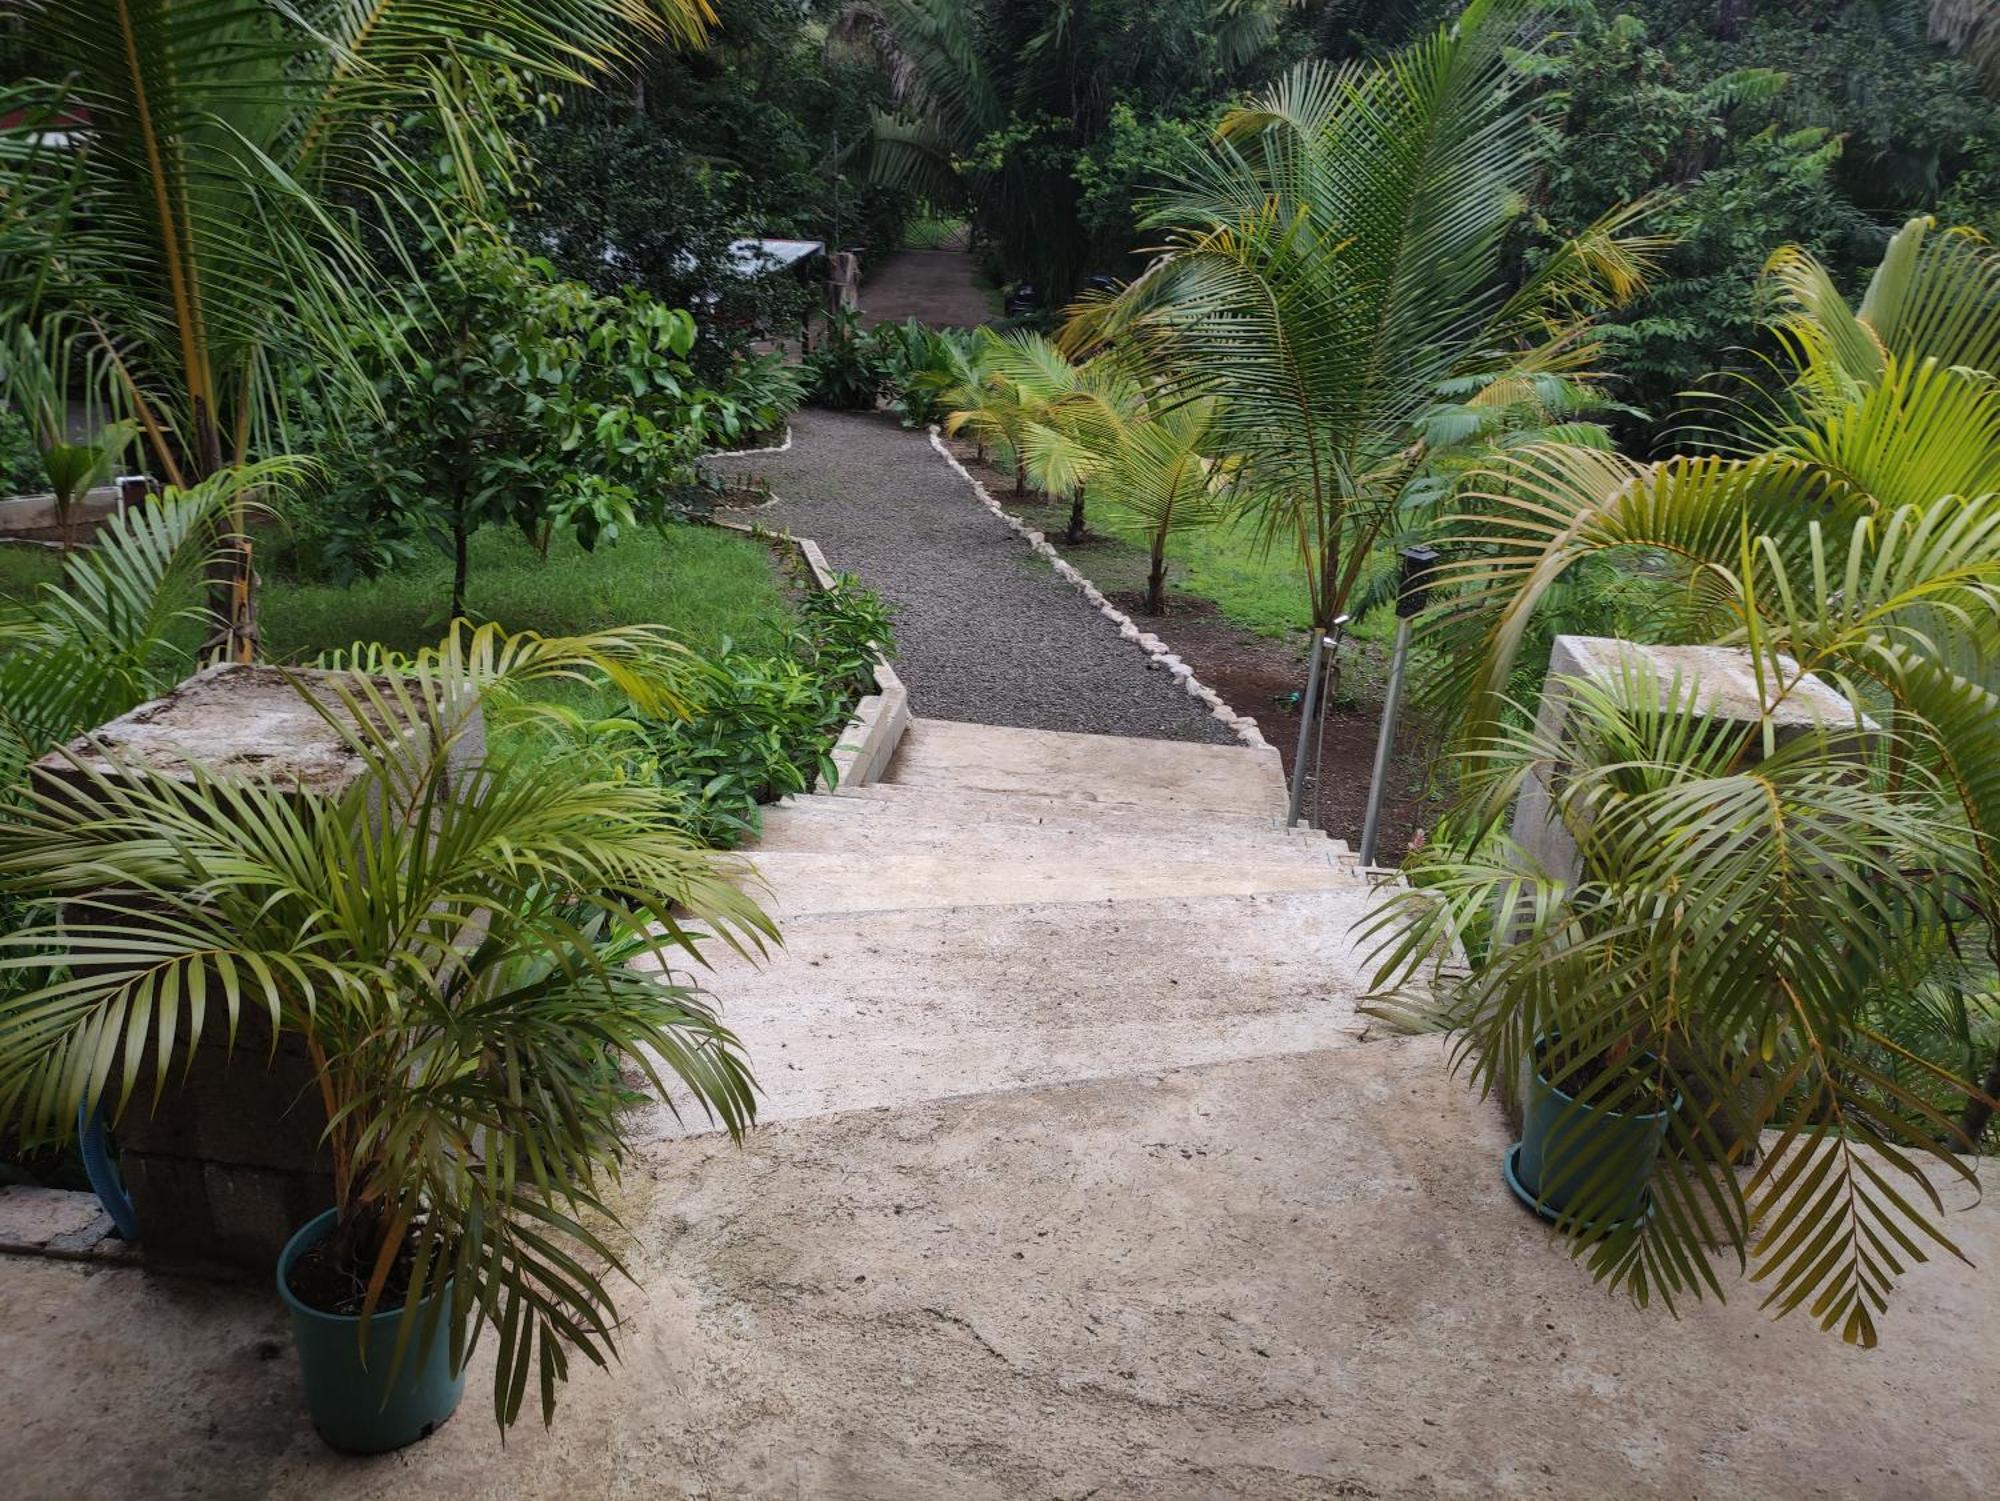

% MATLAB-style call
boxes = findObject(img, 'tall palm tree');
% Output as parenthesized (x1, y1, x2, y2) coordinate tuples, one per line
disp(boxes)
(1076, 0, 1663, 633)
(1371, 216, 2000, 1343)
(4, 0, 715, 659)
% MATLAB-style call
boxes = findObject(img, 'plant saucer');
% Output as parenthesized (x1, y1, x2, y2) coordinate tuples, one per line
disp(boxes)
(1503, 1142, 1655, 1234)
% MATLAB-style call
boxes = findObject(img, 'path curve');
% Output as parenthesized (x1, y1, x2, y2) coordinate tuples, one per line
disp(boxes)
(720, 409, 1236, 744)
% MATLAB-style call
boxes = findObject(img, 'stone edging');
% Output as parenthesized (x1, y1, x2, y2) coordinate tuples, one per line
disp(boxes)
(708, 517, 910, 791)
(703, 424, 794, 459)
(925, 427, 1271, 751)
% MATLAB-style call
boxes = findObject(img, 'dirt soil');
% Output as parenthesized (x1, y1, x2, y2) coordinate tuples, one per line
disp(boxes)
(943, 438, 1443, 863)
(858, 248, 993, 329)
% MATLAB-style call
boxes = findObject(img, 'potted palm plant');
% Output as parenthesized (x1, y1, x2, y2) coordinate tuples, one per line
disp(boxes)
(0, 624, 774, 1447)
(1368, 653, 1988, 1340)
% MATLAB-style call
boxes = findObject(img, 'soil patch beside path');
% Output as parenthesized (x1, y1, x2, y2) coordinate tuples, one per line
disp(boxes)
(942, 437, 1442, 859)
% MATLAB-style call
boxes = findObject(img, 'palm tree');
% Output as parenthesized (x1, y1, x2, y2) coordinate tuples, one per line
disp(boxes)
(0, 461, 295, 787)
(0, 621, 773, 1429)
(1063, 390, 1229, 614)
(4, 0, 715, 659)
(1076, 0, 1663, 633)
(1369, 215, 2000, 1344)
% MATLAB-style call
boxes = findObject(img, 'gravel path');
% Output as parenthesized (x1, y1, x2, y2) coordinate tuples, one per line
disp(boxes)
(857, 248, 992, 329)
(720, 409, 1235, 743)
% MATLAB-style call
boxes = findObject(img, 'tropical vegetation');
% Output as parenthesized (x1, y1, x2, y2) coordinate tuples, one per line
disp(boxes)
(1367, 215, 2000, 1343)
(0, 622, 775, 1428)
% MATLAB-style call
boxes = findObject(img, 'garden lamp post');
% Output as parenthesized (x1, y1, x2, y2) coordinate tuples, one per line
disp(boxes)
(1358, 546, 1439, 867)
(1284, 613, 1351, 829)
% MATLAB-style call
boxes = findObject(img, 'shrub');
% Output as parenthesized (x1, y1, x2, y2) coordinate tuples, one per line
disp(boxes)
(638, 573, 897, 847)
(802, 308, 892, 410)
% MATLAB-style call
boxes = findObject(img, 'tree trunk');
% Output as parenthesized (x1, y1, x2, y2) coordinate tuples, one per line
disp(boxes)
(1714, 0, 1751, 40)
(1014, 461, 1026, 497)
(1066, 484, 1086, 544)
(1958, 1043, 2000, 1148)
(1146, 529, 1168, 615)
(451, 505, 471, 622)
(193, 397, 257, 663)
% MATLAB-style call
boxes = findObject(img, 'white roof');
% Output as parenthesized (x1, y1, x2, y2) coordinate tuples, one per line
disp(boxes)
(727, 238, 824, 275)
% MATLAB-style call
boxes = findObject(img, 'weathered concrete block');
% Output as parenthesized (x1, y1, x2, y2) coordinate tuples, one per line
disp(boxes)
(33, 662, 480, 1276)
(1512, 636, 1867, 886)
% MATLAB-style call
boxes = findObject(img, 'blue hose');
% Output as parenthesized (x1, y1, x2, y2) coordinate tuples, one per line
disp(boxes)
(76, 1100, 140, 1243)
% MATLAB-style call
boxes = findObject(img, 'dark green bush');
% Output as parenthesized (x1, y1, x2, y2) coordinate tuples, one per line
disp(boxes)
(641, 572, 897, 847)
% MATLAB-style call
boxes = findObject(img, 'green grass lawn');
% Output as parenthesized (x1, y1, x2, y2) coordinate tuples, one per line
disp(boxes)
(0, 522, 796, 667)
(1010, 489, 1318, 639)
(261, 524, 794, 662)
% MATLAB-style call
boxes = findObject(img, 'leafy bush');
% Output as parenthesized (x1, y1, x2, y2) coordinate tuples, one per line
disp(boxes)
(0, 405, 42, 496)
(638, 573, 897, 847)
(874, 319, 982, 427)
(319, 242, 729, 612)
(703, 351, 806, 448)
(802, 308, 892, 410)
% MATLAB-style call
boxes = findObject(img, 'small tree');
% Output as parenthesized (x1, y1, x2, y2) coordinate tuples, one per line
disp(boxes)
(327, 245, 710, 619)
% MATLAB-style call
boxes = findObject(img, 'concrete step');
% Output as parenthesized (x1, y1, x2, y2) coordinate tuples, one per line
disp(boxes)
(744, 849, 1366, 918)
(759, 795, 1353, 868)
(827, 778, 1302, 833)
(638, 886, 1391, 1134)
(884, 717, 1288, 819)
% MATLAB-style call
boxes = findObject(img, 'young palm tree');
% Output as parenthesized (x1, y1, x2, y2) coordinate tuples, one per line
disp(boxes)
(0, 621, 772, 1429)
(1371, 216, 2000, 1345)
(945, 329, 1134, 540)
(1063, 391, 1229, 614)
(5, 0, 715, 658)
(1075, 0, 1663, 632)
(0, 461, 295, 787)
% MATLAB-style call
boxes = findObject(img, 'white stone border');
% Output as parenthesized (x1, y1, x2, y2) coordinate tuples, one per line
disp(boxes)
(926, 426, 1270, 751)
(702, 424, 794, 459)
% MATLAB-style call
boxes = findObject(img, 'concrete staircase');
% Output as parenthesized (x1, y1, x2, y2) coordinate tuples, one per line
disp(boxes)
(642, 716, 1388, 1134)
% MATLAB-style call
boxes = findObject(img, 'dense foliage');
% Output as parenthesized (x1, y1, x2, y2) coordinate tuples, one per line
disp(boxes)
(515, 0, 918, 365)
(633, 574, 898, 845)
(317, 244, 797, 614)
(1374, 217, 2000, 1338)
(1530, 0, 2000, 446)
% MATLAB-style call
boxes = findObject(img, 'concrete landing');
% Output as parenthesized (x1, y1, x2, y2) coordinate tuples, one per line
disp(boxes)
(5, 1040, 1995, 1500)
(885, 716, 1289, 817)
(5, 713, 1996, 1498)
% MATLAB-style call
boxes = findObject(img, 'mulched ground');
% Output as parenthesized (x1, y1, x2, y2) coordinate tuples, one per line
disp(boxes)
(942, 440, 1443, 862)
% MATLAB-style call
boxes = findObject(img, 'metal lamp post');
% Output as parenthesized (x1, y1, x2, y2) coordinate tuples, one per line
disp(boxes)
(1357, 546, 1440, 868)
(1284, 613, 1351, 829)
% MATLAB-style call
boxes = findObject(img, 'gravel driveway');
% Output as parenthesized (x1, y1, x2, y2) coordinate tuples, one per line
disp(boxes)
(719, 409, 1235, 743)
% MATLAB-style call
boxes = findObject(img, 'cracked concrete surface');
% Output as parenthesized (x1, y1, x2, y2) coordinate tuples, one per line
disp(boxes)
(2, 721, 1996, 1499)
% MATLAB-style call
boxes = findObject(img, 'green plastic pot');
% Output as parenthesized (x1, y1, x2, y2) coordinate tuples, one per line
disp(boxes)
(276, 1209, 466, 1453)
(1515, 1043, 1674, 1227)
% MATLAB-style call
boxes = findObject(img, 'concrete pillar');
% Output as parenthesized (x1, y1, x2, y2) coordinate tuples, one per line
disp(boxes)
(1511, 636, 1867, 886)
(32, 662, 482, 1276)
